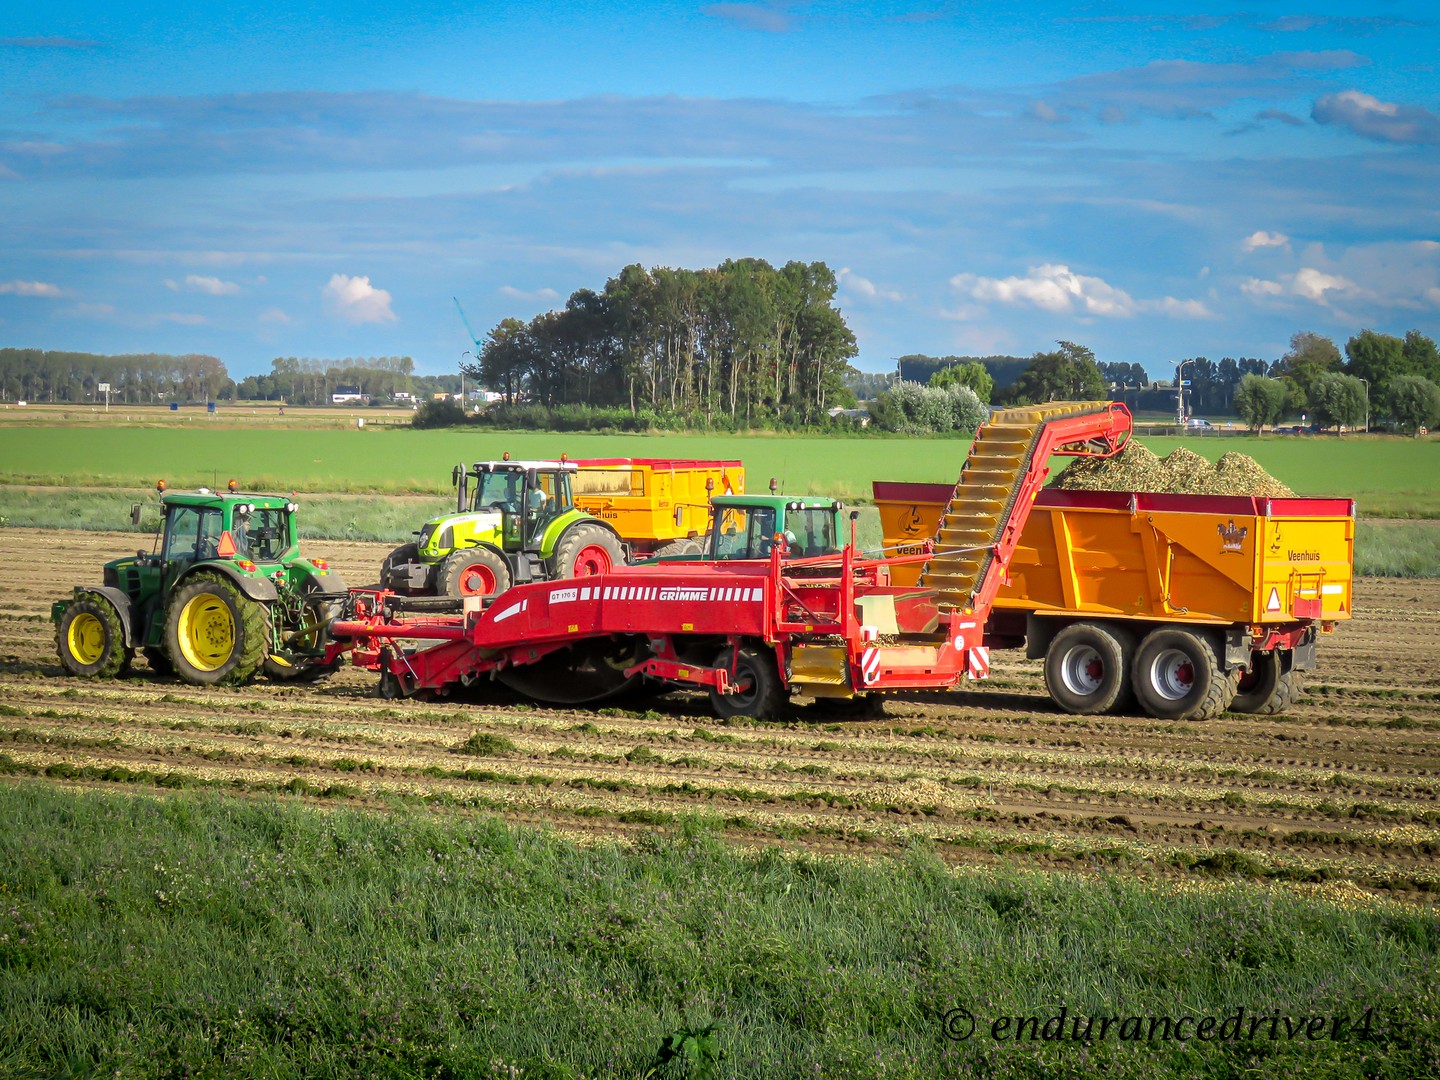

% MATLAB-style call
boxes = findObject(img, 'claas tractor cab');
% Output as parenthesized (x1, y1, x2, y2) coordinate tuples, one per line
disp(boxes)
(380, 456, 625, 598)
(52, 481, 347, 686)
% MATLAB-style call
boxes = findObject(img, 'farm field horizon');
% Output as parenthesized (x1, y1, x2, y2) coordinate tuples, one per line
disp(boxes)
(2, 422, 1438, 516)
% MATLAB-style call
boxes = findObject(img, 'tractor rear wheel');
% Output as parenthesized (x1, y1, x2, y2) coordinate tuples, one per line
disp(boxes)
(551, 524, 625, 579)
(709, 645, 786, 720)
(56, 597, 133, 679)
(1132, 628, 1239, 721)
(380, 542, 420, 592)
(437, 547, 511, 598)
(164, 572, 271, 686)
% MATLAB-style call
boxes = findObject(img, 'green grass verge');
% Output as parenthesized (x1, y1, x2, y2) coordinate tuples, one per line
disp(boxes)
(1354, 521, 1440, 577)
(1, 783, 1436, 1079)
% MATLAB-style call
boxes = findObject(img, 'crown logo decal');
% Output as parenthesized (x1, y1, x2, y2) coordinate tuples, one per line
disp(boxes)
(1217, 519, 1247, 553)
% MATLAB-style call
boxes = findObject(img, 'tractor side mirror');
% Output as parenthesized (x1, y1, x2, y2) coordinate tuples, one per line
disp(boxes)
(131, 503, 143, 527)
(451, 465, 462, 486)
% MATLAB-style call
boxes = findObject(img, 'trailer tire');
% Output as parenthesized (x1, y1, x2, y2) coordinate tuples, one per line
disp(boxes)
(652, 538, 702, 559)
(551, 524, 624, 579)
(56, 596, 133, 679)
(1044, 622, 1131, 715)
(1132, 628, 1239, 721)
(438, 547, 511, 598)
(710, 646, 785, 720)
(164, 572, 271, 686)
(380, 542, 420, 592)
(1230, 650, 1303, 715)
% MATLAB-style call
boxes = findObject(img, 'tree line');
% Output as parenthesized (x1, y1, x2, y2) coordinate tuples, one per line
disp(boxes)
(463, 259, 858, 428)
(1232, 330, 1440, 433)
(0, 349, 230, 405)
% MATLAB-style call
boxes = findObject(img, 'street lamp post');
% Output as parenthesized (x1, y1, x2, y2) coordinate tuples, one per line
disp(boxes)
(1176, 359, 1194, 425)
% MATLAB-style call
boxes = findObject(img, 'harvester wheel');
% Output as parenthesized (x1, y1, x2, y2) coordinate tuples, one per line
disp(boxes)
(164, 572, 271, 686)
(551, 524, 624, 579)
(709, 645, 786, 720)
(380, 542, 420, 592)
(265, 581, 345, 682)
(438, 547, 511, 598)
(1132, 628, 1239, 721)
(56, 596, 132, 679)
(652, 538, 703, 559)
(1044, 622, 1131, 715)
(1230, 650, 1303, 715)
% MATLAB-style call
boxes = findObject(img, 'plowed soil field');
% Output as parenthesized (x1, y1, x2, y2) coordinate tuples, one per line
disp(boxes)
(5, 528, 1438, 901)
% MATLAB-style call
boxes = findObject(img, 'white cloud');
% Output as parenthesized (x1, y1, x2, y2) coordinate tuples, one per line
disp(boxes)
(949, 263, 1212, 319)
(0, 280, 62, 297)
(497, 285, 561, 303)
(259, 307, 292, 324)
(322, 274, 396, 324)
(165, 274, 240, 295)
(1242, 230, 1289, 252)
(1242, 265, 1371, 309)
(838, 267, 903, 303)
(1312, 90, 1440, 144)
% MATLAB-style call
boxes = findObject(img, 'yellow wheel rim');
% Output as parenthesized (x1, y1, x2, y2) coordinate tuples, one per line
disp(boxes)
(177, 592, 235, 672)
(67, 613, 106, 665)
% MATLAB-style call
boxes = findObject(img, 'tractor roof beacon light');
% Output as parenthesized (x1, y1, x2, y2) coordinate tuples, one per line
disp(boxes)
(227, 479, 239, 493)
(156, 480, 167, 492)
(769, 477, 778, 494)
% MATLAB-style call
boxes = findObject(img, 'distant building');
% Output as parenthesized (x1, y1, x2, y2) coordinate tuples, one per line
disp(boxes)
(828, 407, 871, 427)
(331, 386, 370, 404)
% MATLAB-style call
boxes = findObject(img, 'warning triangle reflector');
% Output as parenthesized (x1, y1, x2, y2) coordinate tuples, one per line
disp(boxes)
(1266, 586, 1281, 612)
(216, 531, 237, 558)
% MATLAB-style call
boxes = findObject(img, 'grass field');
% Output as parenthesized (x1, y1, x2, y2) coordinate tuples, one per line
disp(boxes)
(3, 783, 1436, 1080)
(2, 426, 1438, 514)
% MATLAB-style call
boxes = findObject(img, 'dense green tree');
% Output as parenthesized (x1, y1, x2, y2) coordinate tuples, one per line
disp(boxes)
(1382, 375, 1440, 434)
(1344, 330, 1407, 390)
(1306, 372, 1368, 433)
(1002, 341, 1106, 405)
(1233, 375, 1289, 432)
(928, 361, 994, 403)
(1272, 331, 1342, 396)
(1402, 330, 1440, 384)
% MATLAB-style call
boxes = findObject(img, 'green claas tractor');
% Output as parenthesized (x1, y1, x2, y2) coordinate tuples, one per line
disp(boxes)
(52, 483, 348, 686)
(381, 457, 625, 597)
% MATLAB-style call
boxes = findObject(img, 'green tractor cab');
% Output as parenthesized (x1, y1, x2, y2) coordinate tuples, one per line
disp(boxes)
(381, 458, 624, 598)
(52, 482, 347, 686)
(639, 493, 848, 564)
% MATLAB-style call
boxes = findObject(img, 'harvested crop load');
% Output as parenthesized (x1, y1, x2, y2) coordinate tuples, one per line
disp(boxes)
(1051, 444, 1295, 497)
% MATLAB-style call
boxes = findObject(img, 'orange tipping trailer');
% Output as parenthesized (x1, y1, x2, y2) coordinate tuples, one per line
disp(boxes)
(573, 458, 743, 557)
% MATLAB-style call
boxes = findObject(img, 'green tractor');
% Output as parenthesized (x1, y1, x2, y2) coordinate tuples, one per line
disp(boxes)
(52, 483, 348, 686)
(644, 491, 848, 563)
(381, 457, 625, 597)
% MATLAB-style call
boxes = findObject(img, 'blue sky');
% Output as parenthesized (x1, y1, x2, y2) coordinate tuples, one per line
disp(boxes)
(2, 1, 1437, 379)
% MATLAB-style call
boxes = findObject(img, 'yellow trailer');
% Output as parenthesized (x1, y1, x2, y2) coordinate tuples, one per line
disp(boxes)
(873, 480, 1354, 719)
(573, 458, 744, 558)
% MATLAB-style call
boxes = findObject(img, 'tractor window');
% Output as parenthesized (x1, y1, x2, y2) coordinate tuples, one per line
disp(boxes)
(164, 507, 223, 562)
(528, 471, 575, 533)
(472, 470, 524, 512)
(711, 506, 776, 560)
(790, 509, 840, 558)
(234, 508, 289, 561)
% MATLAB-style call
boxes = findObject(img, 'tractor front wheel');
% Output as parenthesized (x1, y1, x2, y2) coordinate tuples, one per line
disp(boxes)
(164, 572, 271, 686)
(550, 525, 625, 579)
(380, 542, 420, 592)
(438, 548, 512, 598)
(56, 597, 133, 679)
